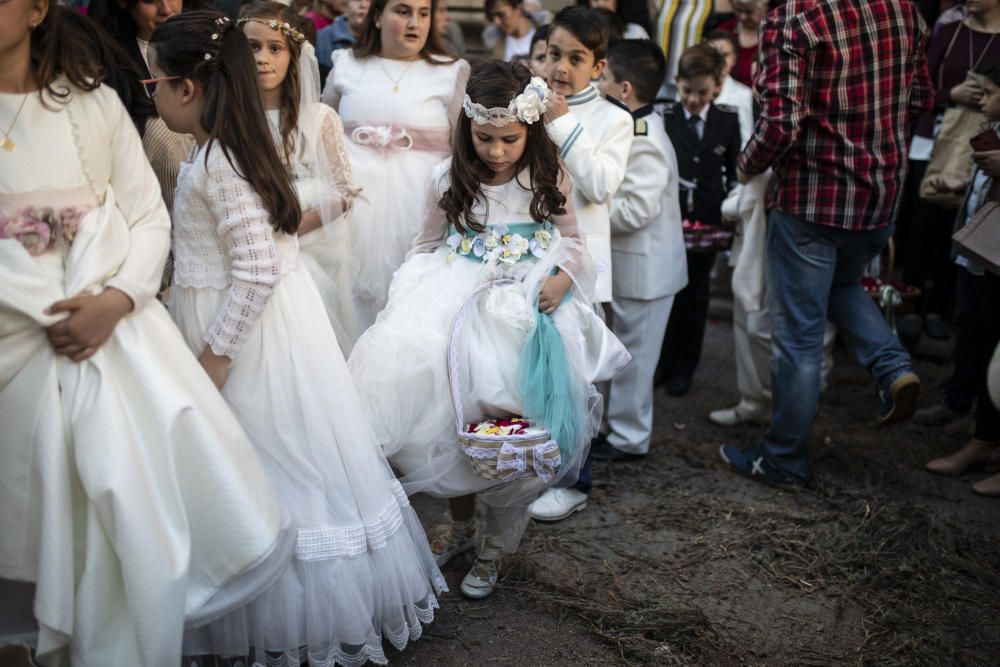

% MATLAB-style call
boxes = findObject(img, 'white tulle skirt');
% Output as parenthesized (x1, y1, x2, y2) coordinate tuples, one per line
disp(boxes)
(348, 233, 630, 550)
(169, 262, 445, 667)
(345, 143, 447, 328)
(298, 218, 364, 358)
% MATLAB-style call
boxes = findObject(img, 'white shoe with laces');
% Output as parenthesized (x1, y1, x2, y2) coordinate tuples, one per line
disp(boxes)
(527, 487, 588, 522)
(430, 519, 477, 567)
(708, 399, 770, 426)
(460, 537, 503, 599)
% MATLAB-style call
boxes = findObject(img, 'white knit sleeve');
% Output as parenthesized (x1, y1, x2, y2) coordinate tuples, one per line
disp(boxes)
(203, 149, 282, 358)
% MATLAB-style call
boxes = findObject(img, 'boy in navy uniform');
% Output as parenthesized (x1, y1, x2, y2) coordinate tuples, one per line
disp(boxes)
(655, 43, 741, 397)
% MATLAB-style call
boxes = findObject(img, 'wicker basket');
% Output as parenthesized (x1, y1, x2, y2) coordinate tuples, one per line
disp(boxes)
(448, 279, 561, 483)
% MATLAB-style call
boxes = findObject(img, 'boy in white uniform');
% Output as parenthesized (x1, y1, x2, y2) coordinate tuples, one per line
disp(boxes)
(529, 5, 633, 521)
(592, 39, 688, 460)
(540, 4, 633, 304)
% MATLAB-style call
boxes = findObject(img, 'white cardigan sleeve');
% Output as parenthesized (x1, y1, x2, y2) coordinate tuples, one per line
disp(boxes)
(99, 88, 171, 309)
(203, 150, 282, 358)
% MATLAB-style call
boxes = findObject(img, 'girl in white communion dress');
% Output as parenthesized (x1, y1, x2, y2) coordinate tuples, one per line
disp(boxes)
(0, 5, 292, 666)
(241, 0, 363, 356)
(321, 0, 469, 343)
(349, 61, 629, 600)
(150, 11, 444, 667)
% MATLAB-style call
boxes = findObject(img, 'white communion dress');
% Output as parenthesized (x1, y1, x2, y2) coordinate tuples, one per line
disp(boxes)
(169, 140, 445, 667)
(267, 102, 363, 356)
(0, 83, 292, 667)
(348, 161, 631, 549)
(322, 50, 470, 334)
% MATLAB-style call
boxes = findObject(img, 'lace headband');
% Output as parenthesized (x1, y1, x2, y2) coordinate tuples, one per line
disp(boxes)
(462, 77, 551, 127)
(237, 16, 306, 45)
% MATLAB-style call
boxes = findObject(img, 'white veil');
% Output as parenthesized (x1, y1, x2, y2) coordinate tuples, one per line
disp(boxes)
(292, 42, 365, 354)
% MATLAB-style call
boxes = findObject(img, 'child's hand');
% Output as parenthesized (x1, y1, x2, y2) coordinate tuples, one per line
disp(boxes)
(198, 347, 230, 389)
(45, 288, 134, 362)
(544, 94, 569, 122)
(974, 150, 1000, 179)
(538, 271, 572, 315)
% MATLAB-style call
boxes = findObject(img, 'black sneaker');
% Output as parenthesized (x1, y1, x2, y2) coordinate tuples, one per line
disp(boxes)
(718, 444, 806, 491)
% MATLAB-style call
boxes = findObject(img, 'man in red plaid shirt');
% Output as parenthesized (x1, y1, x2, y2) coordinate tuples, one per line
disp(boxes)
(719, 0, 934, 489)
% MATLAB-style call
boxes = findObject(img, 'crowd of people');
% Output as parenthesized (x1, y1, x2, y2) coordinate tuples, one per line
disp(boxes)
(1, 0, 998, 665)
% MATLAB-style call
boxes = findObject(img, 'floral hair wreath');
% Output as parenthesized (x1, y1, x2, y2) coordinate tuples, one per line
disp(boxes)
(236, 16, 307, 45)
(462, 77, 551, 127)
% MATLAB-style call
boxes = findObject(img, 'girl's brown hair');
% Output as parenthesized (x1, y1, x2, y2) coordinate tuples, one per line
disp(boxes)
(29, 5, 104, 106)
(441, 60, 565, 234)
(150, 11, 301, 235)
(239, 0, 304, 166)
(353, 0, 454, 63)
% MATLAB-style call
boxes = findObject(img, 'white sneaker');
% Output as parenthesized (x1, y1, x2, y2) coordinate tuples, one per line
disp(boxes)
(708, 399, 770, 426)
(527, 488, 588, 522)
(460, 538, 503, 599)
(429, 520, 477, 567)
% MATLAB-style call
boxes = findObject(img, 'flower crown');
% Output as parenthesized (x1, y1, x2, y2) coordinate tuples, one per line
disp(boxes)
(462, 77, 551, 127)
(237, 16, 306, 45)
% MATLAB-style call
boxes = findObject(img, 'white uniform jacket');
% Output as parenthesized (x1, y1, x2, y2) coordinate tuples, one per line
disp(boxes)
(609, 107, 688, 301)
(545, 84, 633, 303)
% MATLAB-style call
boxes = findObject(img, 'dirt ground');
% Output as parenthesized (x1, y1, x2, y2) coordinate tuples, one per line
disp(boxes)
(391, 311, 1000, 666)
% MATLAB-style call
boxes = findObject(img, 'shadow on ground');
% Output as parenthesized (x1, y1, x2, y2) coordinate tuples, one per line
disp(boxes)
(396, 316, 1000, 666)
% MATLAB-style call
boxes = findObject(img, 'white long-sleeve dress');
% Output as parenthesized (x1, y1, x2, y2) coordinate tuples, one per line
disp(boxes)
(267, 103, 363, 356)
(169, 141, 445, 667)
(322, 50, 469, 335)
(348, 161, 630, 549)
(0, 83, 291, 667)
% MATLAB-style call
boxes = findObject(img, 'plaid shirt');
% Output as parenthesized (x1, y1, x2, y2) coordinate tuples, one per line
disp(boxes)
(738, 0, 933, 231)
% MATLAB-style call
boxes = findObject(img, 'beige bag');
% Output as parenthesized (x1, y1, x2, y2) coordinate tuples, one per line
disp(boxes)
(920, 104, 986, 208)
(919, 26, 985, 209)
(953, 198, 1000, 274)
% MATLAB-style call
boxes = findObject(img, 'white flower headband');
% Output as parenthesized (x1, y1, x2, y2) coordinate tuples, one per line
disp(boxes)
(462, 77, 551, 127)
(236, 16, 306, 45)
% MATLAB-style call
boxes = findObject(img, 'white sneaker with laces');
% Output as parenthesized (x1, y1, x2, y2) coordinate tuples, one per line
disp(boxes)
(708, 399, 770, 426)
(527, 488, 588, 522)
(430, 520, 477, 567)
(460, 537, 503, 599)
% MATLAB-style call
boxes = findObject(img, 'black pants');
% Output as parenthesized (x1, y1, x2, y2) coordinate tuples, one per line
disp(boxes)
(974, 272, 1000, 443)
(897, 160, 957, 319)
(655, 251, 716, 384)
(944, 267, 986, 413)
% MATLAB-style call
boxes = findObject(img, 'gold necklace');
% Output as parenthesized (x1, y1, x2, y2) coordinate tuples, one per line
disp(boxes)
(1, 93, 29, 153)
(378, 57, 416, 94)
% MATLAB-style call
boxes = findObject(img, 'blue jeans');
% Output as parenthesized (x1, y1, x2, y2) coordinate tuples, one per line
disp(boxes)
(762, 210, 913, 479)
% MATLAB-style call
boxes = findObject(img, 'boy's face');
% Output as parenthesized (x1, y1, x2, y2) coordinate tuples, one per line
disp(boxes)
(529, 38, 548, 77)
(981, 78, 1000, 121)
(546, 25, 604, 97)
(677, 74, 720, 116)
(596, 66, 625, 102)
(707, 38, 735, 80)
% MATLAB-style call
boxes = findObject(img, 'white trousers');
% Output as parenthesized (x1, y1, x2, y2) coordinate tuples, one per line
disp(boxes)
(606, 294, 676, 455)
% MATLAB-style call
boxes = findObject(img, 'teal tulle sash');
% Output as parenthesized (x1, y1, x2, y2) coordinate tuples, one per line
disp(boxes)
(517, 296, 584, 463)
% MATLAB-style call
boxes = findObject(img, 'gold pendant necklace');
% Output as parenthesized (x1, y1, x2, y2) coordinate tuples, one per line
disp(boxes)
(1, 93, 29, 153)
(379, 57, 416, 94)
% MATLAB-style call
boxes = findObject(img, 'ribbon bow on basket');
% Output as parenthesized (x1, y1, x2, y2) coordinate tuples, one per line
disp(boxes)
(449, 279, 562, 483)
